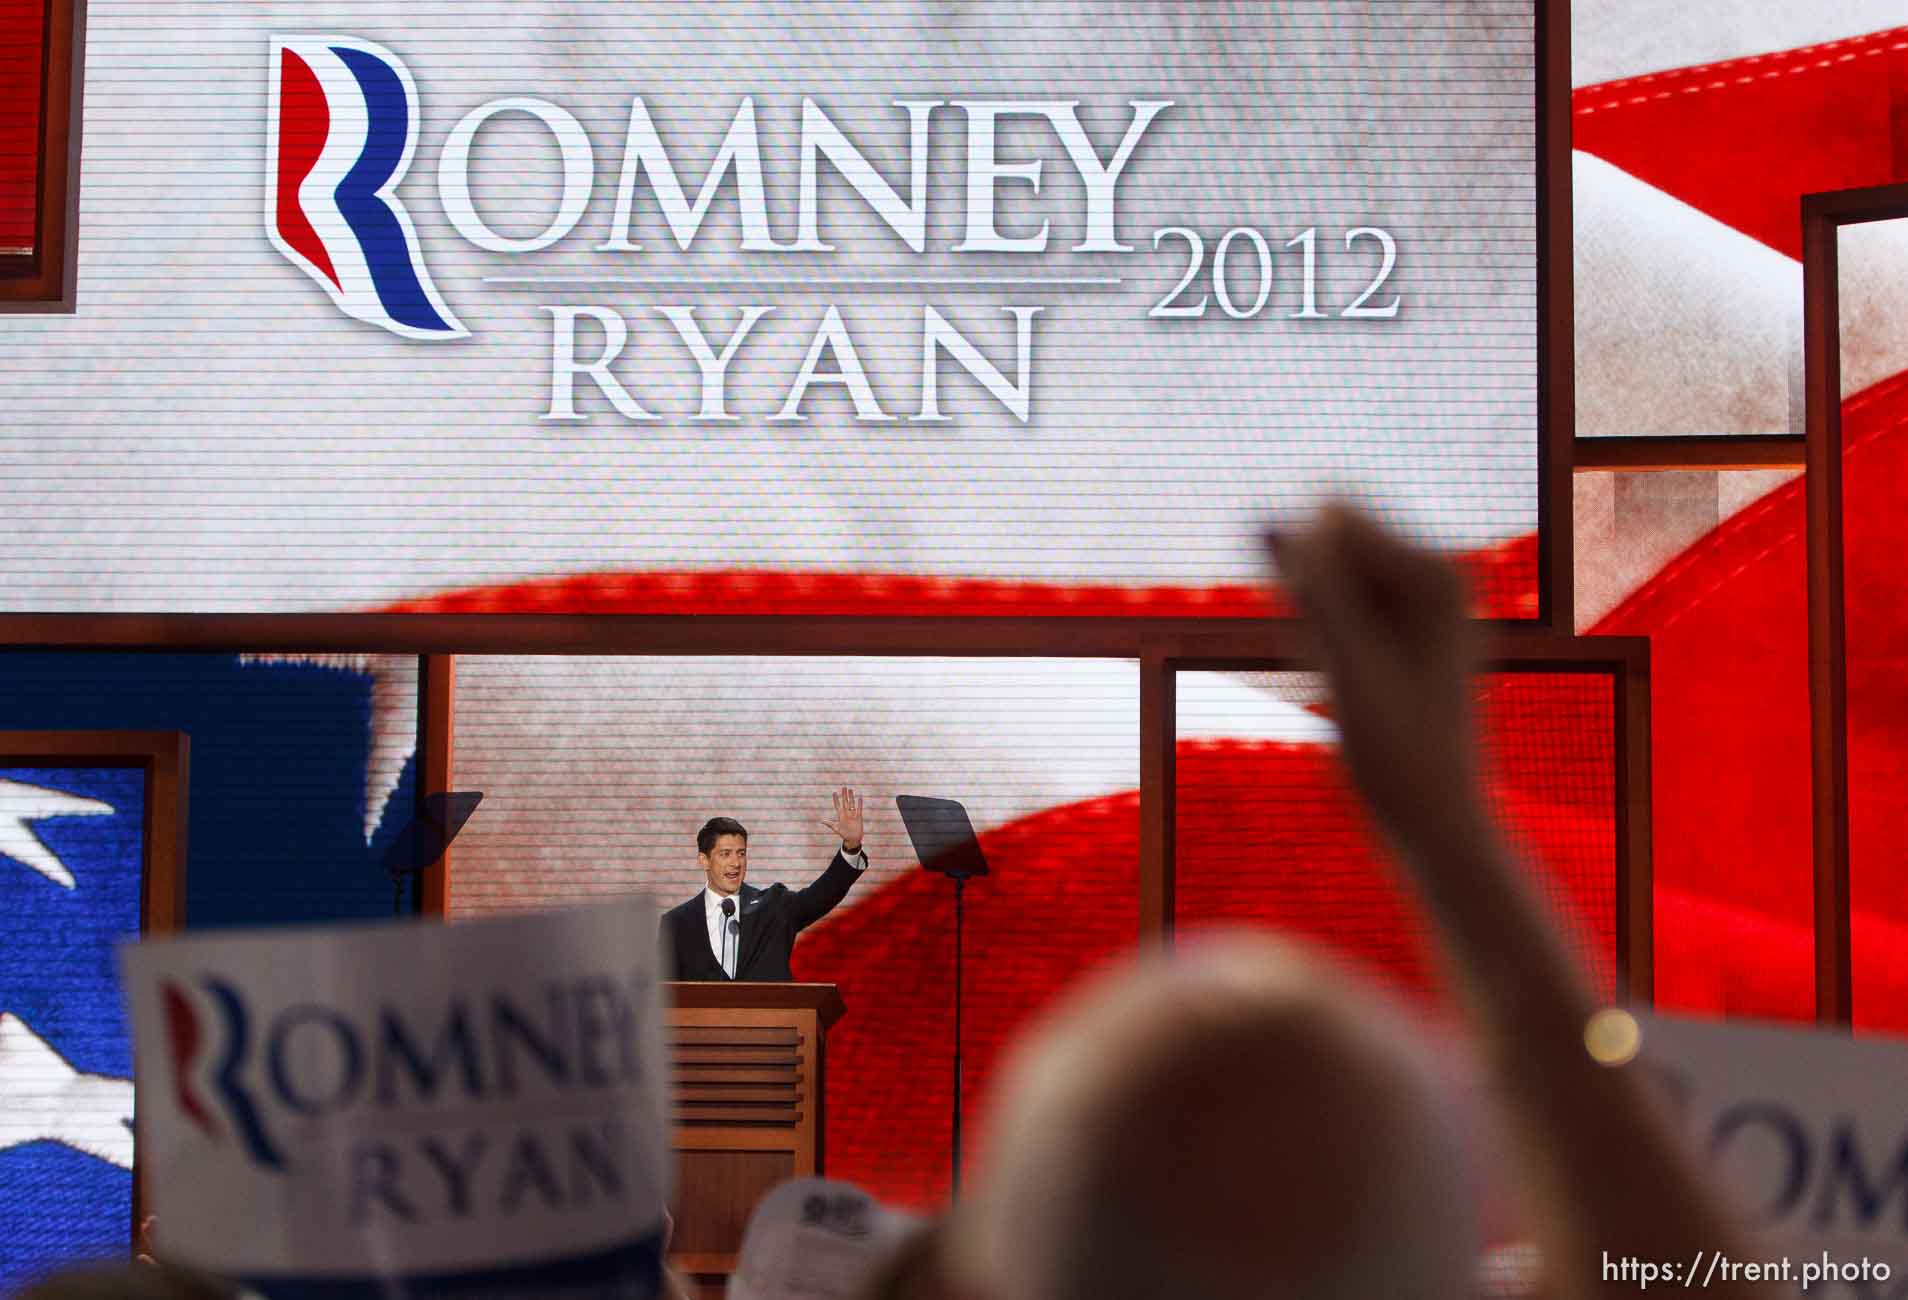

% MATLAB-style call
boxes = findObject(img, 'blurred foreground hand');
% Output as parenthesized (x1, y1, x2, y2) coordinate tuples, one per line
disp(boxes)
(1272, 503, 1764, 1300)
(1269, 502, 1485, 863)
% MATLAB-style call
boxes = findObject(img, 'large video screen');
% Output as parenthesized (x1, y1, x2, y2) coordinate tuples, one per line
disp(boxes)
(0, 2, 1538, 615)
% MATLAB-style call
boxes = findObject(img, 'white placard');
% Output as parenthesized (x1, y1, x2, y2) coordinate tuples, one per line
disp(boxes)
(121, 900, 669, 1297)
(1641, 1014, 1908, 1299)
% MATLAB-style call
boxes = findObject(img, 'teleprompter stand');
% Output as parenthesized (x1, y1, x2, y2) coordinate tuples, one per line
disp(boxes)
(896, 794, 989, 1196)
(379, 790, 483, 914)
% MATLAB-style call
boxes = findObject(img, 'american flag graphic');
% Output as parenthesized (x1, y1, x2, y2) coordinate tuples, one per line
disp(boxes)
(0, 767, 143, 1288)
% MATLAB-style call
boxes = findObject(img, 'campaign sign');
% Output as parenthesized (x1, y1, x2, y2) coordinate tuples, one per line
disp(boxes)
(1642, 1015, 1908, 1300)
(121, 900, 669, 1298)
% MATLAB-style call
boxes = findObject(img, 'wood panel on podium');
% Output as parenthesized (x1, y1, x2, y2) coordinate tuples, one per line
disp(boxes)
(664, 981, 845, 1295)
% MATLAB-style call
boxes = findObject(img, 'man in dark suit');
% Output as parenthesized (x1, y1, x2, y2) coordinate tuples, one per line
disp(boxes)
(661, 787, 867, 982)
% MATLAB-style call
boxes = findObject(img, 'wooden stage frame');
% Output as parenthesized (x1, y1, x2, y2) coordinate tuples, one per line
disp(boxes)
(1794, 181, 1908, 1027)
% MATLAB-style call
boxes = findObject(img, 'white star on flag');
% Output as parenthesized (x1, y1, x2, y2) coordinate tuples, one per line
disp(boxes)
(0, 778, 115, 890)
(0, 1013, 135, 1170)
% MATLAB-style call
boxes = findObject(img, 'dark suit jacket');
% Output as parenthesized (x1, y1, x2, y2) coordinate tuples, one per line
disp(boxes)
(661, 850, 863, 982)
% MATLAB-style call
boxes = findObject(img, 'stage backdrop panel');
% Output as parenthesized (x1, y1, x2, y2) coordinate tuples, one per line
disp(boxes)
(1174, 670, 1617, 1005)
(1572, 470, 1818, 1018)
(1837, 218, 1908, 1035)
(0, 1, 1536, 613)
(1573, 469, 1799, 631)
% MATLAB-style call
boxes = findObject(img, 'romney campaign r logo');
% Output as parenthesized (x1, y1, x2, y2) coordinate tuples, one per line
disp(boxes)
(266, 36, 467, 340)
(163, 978, 287, 1170)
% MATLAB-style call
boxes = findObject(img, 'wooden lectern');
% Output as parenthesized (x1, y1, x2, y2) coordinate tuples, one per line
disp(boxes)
(664, 982, 846, 1298)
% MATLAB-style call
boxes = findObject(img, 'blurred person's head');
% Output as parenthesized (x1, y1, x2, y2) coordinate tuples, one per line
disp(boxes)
(729, 1177, 922, 1300)
(951, 932, 1475, 1300)
(698, 817, 749, 895)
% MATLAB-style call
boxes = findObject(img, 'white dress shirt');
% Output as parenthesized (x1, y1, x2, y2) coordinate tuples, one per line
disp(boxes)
(703, 844, 867, 976)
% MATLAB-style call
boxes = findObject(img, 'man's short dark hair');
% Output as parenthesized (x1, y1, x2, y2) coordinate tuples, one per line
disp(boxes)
(698, 817, 749, 854)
